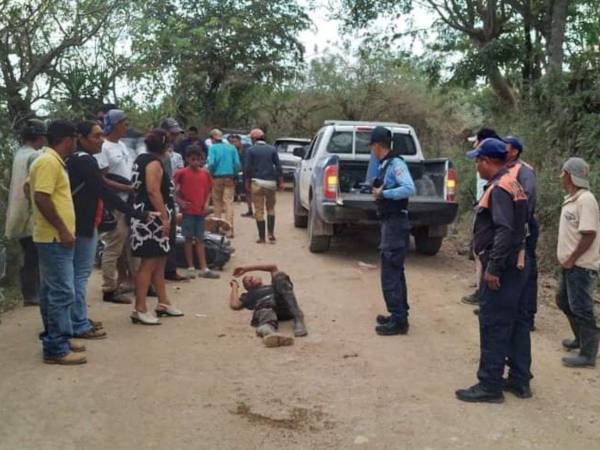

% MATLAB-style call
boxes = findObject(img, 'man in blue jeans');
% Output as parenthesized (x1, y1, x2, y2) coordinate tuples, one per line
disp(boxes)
(29, 120, 85, 365)
(556, 157, 600, 368)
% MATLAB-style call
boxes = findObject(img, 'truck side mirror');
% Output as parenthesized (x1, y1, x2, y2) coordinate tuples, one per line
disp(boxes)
(293, 146, 307, 159)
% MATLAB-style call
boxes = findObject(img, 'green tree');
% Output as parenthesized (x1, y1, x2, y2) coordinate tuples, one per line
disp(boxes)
(0, 0, 121, 130)
(131, 0, 310, 125)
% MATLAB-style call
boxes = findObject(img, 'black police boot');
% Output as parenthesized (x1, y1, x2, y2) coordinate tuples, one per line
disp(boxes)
(455, 383, 504, 403)
(375, 318, 409, 336)
(376, 315, 391, 325)
(461, 291, 479, 305)
(562, 316, 580, 350)
(502, 379, 533, 399)
(562, 324, 599, 368)
(256, 220, 266, 243)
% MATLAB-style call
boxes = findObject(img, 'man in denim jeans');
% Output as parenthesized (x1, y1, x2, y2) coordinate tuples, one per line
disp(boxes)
(29, 120, 85, 365)
(557, 157, 600, 368)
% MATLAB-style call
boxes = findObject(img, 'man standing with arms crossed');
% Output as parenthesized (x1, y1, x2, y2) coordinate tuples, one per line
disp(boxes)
(556, 157, 600, 368)
(30, 120, 85, 365)
(456, 138, 531, 403)
(370, 127, 416, 336)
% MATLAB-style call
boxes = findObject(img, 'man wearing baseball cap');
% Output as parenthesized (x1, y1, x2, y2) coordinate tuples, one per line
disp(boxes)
(504, 136, 539, 332)
(456, 138, 532, 403)
(556, 157, 600, 368)
(370, 126, 416, 336)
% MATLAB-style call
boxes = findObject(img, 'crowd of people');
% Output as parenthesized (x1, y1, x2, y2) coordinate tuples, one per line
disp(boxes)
(4, 106, 289, 364)
(4, 111, 599, 405)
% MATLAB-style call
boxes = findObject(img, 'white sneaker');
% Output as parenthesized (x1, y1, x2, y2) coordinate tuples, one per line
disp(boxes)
(186, 267, 197, 279)
(130, 311, 161, 325)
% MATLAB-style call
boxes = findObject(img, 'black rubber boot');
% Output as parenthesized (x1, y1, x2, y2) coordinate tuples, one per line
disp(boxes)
(283, 294, 308, 337)
(562, 324, 599, 368)
(256, 220, 266, 242)
(562, 316, 580, 350)
(267, 215, 275, 235)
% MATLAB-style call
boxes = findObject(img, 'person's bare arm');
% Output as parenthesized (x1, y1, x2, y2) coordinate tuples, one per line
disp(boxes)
(233, 264, 279, 277)
(34, 192, 74, 248)
(229, 280, 244, 310)
(146, 161, 170, 235)
(100, 168, 133, 193)
(562, 231, 597, 269)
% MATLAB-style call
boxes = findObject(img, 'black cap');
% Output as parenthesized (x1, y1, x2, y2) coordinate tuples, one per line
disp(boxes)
(369, 126, 392, 146)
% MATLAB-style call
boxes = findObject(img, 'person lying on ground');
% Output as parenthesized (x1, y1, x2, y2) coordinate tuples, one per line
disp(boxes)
(229, 264, 308, 347)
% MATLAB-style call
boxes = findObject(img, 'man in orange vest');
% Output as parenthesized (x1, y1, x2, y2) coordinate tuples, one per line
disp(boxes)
(456, 138, 532, 403)
(504, 136, 538, 332)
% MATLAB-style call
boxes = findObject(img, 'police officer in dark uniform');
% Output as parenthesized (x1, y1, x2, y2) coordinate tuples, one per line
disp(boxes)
(456, 138, 533, 403)
(505, 136, 539, 332)
(370, 127, 416, 336)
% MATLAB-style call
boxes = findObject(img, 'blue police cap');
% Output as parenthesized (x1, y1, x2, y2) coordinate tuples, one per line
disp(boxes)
(504, 135, 523, 153)
(369, 126, 392, 146)
(466, 138, 507, 160)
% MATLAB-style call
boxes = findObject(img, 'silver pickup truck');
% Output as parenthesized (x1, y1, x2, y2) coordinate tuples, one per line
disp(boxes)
(293, 121, 458, 254)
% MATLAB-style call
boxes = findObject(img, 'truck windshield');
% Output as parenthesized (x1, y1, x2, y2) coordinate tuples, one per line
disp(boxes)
(327, 131, 417, 155)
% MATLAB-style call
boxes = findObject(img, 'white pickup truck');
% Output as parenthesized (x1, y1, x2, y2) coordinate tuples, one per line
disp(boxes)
(292, 121, 458, 254)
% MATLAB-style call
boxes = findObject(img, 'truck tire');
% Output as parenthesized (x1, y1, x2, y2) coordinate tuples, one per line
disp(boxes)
(293, 183, 308, 228)
(414, 233, 443, 256)
(308, 199, 331, 253)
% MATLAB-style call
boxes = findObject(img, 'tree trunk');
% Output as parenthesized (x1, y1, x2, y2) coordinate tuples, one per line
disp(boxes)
(486, 61, 518, 109)
(548, 0, 569, 73)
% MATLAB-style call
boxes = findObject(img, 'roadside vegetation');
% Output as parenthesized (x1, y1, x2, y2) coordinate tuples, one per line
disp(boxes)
(1, 0, 599, 308)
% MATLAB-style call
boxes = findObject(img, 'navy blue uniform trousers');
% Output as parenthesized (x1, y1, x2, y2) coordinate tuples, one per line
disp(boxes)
(380, 214, 410, 321)
(477, 255, 532, 392)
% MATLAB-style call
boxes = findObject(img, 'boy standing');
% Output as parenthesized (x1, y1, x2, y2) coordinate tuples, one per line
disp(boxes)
(174, 146, 220, 280)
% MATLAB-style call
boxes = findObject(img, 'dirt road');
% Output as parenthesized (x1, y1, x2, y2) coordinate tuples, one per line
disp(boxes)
(1, 192, 599, 450)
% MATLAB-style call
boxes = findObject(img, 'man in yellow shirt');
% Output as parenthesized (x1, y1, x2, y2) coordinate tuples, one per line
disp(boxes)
(29, 120, 84, 365)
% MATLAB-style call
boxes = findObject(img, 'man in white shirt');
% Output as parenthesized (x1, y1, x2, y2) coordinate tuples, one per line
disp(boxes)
(556, 157, 600, 368)
(95, 109, 135, 303)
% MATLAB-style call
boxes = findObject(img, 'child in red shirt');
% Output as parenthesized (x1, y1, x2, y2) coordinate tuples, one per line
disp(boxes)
(174, 146, 219, 279)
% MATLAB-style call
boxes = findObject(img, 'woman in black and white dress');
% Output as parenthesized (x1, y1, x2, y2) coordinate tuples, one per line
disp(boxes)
(130, 129, 183, 325)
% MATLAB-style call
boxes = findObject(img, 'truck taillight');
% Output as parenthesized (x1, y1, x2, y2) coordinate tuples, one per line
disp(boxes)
(324, 165, 339, 201)
(446, 168, 457, 202)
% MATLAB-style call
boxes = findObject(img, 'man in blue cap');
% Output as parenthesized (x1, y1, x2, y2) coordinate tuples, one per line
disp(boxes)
(505, 136, 539, 332)
(456, 138, 532, 403)
(370, 126, 416, 336)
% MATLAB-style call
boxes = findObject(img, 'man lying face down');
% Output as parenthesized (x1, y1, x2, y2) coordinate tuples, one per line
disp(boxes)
(229, 264, 308, 347)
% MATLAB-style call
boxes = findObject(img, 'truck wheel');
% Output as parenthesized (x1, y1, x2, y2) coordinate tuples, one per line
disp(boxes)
(414, 233, 443, 256)
(308, 200, 331, 253)
(293, 183, 308, 228)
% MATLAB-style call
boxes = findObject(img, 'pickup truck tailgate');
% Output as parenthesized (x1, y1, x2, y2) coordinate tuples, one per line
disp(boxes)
(338, 193, 458, 226)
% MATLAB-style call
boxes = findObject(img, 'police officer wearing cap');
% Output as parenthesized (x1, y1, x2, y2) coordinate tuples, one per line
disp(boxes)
(504, 136, 538, 332)
(456, 138, 533, 403)
(370, 126, 416, 336)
